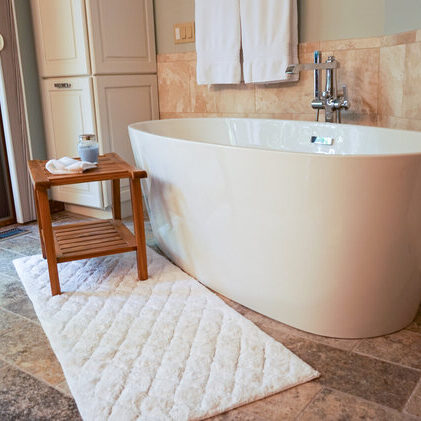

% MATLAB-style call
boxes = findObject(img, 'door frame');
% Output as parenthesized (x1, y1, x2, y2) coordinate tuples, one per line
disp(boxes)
(0, 0, 36, 223)
(0, 105, 16, 227)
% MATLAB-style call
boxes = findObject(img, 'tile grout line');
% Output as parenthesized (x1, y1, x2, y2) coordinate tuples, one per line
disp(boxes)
(0, 306, 41, 329)
(293, 386, 324, 420)
(321, 385, 421, 420)
(352, 347, 421, 373)
(403, 377, 421, 417)
(0, 356, 73, 400)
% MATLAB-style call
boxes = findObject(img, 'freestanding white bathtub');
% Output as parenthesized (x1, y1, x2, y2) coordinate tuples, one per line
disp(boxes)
(129, 118, 421, 338)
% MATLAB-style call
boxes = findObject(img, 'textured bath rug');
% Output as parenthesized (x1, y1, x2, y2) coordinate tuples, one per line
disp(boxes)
(13, 249, 319, 421)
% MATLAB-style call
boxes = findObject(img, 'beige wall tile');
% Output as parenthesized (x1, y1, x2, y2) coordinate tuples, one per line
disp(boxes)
(299, 41, 321, 55)
(255, 71, 313, 114)
(320, 36, 382, 51)
(213, 84, 256, 114)
(157, 61, 192, 113)
(159, 112, 218, 119)
(382, 30, 417, 47)
(188, 62, 217, 113)
(157, 52, 196, 63)
(403, 42, 421, 120)
(378, 45, 406, 118)
(334, 49, 379, 116)
(156, 33, 421, 133)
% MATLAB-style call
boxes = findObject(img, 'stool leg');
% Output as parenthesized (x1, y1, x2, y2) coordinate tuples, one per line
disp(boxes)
(33, 187, 46, 259)
(112, 179, 121, 220)
(130, 178, 148, 280)
(36, 188, 61, 296)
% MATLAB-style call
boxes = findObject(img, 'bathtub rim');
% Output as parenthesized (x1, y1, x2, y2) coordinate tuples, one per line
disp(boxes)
(129, 118, 421, 159)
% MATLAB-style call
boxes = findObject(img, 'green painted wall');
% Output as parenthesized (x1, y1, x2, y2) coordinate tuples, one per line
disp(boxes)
(153, 0, 421, 53)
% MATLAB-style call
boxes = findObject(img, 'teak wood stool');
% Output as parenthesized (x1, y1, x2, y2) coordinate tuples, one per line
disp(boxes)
(27, 153, 148, 296)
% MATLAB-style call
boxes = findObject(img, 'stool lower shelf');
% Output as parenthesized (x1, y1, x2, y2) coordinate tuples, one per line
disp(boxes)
(50, 220, 137, 263)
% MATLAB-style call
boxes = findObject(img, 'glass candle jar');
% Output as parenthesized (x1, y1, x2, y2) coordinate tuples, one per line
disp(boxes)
(78, 134, 99, 163)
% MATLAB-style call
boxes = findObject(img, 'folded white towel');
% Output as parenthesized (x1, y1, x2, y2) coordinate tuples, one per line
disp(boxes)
(241, 0, 299, 83)
(195, 0, 298, 85)
(195, 0, 242, 85)
(45, 157, 97, 174)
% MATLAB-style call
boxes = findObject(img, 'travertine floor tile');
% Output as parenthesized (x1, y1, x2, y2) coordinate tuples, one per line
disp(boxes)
(407, 306, 421, 334)
(299, 388, 415, 421)
(0, 248, 21, 278)
(0, 234, 42, 256)
(211, 382, 322, 421)
(355, 329, 421, 370)
(281, 336, 420, 410)
(0, 308, 21, 335)
(0, 361, 80, 420)
(0, 312, 65, 385)
(406, 380, 421, 418)
(0, 274, 26, 307)
(4, 295, 38, 322)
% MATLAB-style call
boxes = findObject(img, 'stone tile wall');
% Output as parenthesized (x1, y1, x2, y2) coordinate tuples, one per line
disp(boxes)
(157, 30, 421, 131)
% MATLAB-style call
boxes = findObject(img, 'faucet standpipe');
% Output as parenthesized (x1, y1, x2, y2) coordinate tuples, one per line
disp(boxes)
(286, 51, 350, 123)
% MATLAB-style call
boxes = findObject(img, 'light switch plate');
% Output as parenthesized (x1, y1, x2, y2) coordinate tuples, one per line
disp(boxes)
(174, 22, 195, 44)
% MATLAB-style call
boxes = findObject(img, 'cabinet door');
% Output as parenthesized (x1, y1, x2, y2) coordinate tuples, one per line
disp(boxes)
(93, 74, 158, 205)
(41, 77, 103, 207)
(86, 0, 156, 75)
(30, 0, 90, 77)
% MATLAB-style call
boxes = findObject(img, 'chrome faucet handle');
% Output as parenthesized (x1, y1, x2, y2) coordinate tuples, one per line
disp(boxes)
(340, 85, 350, 110)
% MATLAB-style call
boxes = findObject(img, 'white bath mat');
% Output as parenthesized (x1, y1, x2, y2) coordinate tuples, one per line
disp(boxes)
(13, 248, 319, 420)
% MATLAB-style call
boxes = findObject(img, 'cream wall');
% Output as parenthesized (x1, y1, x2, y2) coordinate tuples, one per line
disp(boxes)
(153, 0, 421, 53)
(299, 0, 384, 42)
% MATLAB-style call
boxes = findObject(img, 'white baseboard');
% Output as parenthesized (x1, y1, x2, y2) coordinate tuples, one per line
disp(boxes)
(65, 201, 133, 220)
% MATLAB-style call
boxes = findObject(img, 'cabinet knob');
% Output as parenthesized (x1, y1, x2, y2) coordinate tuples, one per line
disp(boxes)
(54, 82, 72, 89)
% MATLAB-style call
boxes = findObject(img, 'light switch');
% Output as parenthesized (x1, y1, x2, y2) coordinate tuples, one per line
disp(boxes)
(174, 22, 195, 44)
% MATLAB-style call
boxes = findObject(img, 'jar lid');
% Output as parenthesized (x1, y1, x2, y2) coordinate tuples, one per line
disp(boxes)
(79, 134, 97, 142)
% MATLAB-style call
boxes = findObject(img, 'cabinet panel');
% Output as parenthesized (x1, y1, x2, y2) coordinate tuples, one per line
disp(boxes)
(93, 74, 158, 206)
(41, 77, 103, 207)
(31, 0, 90, 77)
(86, 0, 156, 74)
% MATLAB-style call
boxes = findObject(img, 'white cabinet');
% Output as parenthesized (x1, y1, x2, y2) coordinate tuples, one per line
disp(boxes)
(30, 0, 90, 77)
(86, 0, 156, 75)
(93, 74, 159, 206)
(41, 77, 103, 207)
(32, 0, 158, 211)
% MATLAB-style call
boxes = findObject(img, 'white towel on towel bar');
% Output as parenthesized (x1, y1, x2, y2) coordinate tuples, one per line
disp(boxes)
(195, 0, 242, 84)
(241, 0, 298, 83)
(195, 0, 298, 85)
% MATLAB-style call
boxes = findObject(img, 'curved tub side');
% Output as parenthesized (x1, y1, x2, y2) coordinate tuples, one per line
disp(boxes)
(129, 125, 421, 338)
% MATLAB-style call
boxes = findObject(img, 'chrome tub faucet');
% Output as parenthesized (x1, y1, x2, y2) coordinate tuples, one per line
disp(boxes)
(286, 51, 350, 123)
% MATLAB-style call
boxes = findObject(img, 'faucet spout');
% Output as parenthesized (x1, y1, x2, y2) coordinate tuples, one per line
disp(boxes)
(285, 51, 349, 123)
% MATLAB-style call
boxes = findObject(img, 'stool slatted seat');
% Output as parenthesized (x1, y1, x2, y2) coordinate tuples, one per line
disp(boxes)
(27, 153, 148, 296)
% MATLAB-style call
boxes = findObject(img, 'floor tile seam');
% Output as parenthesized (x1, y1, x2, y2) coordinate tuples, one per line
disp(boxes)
(54, 382, 75, 399)
(352, 348, 421, 373)
(0, 272, 19, 281)
(321, 385, 421, 418)
(0, 355, 69, 395)
(0, 246, 26, 257)
(293, 385, 325, 420)
(403, 377, 421, 416)
(0, 306, 41, 329)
